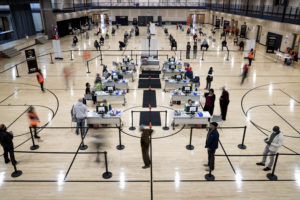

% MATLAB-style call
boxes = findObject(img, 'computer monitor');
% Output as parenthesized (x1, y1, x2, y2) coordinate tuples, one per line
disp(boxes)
(106, 86, 115, 93)
(182, 86, 192, 93)
(169, 64, 176, 70)
(169, 58, 175, 62)
(176, 75, 182, 81)
(112, 75, 118, 81)
(96, 106, 107, 114)
(186, 106, 198, 114)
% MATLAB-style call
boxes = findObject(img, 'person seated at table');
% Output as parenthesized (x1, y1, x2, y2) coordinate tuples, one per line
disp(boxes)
(119, 41, 126, 50)
(291, 50, 297, 61)
(185, 64, 193, 80)
(95, 73, 102, 83)
(285, 47, 291, 55)
(187, 28, 191, 35)
(102, 65, 111, 79)
(239, 40, 244, 51)
(168, 56, 176, 63)
(123, 55, 132, 64)
(100, 35, 104, 45)
(105, 31, 109, 39)
(201, 39, 209, 51)
(111, 27, 116, 35)
(199, 28, 204, 36)
(184, 99, 194, 112)
(135, 26, 139, 36)
(94, 80, 103, 91)
(100, 99, 112, 112)
(85, 82, 96, 104)
(234, 37, 238, 45)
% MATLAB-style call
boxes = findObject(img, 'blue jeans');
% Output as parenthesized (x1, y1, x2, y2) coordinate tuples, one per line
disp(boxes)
(76, 119, 85, 136)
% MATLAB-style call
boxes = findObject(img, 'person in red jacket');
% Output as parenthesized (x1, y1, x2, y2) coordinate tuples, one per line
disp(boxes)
(36, 69, 45, 92)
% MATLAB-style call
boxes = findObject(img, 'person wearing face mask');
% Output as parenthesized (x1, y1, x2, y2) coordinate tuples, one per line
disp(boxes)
(204, 122, 219, 171)
(256, 126, 284, 171)
(0, 124, 17, 165)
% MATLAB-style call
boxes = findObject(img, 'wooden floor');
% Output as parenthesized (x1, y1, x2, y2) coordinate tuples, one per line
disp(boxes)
(0, 24, 300, 200)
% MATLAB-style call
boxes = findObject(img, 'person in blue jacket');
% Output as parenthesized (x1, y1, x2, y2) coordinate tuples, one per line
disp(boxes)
(204, 122, 219, 171)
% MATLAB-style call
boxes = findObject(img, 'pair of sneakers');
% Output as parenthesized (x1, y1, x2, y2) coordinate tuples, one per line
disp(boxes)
(256, 162, 271, 171)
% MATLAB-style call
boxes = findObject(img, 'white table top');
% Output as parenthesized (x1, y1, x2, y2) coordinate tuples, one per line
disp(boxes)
(95, 90, 126, 96)
(172, 110, 211, 118)
(86, 110, 122, 118)
(171, 90, 201, 96)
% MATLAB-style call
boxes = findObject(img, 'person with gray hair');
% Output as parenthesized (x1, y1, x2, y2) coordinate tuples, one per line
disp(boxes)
(256, 126, 284, 171)
(72, 98, 87, 135)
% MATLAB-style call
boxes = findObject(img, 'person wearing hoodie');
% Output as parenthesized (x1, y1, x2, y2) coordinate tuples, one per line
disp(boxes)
(72, 98, 87, 136)
(256, 126, 284, 171)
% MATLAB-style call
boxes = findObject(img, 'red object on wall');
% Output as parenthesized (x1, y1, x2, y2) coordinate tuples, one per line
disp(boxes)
(187, 16, 190, 26)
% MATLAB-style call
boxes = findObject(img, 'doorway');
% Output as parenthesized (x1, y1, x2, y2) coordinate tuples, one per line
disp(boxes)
(256, 25, 262, 43)
(292, 34, 300, 52)
(197, 14, 205, 24)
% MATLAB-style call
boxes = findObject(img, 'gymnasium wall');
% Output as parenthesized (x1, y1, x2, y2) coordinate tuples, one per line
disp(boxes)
(210, 11, 300, 51)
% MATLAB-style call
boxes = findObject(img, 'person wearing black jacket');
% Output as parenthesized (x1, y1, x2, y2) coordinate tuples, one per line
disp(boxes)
(204, 122, 219, 171)
(193, 42, 197, 59)
(219, 87, 230, 121)
(186, 42, 191, 59)
(204, 88, 216, 116)
(140, 127, 153, 169)
(0, 124, 17, 165)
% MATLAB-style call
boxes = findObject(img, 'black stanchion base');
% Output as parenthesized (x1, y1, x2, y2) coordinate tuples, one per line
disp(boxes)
(205, 173, 215, 181)
(186, 145, 194, 150)
(30, 145, 39, 150)
(80, 144, 88, 150)
(116, 145, 125, 150)
(50, 62, 54, 64)
(11, 170, 23, 178)
(86, 72, 91, 74)
(129, 126, 136, 131)
(102, 172, 112, 179)
(266, 173, 278, 181)
(238, 144, 247, 150)
(16, 75, 20, 78)
(162, 126, 169, 131)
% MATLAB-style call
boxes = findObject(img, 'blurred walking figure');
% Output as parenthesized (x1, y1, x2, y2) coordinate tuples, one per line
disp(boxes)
(63, 66, 76, 89)
(36, 69, 45, 92)
(140, 126, 153, 169)
(27, 106, 41, 139)
(241, 64, 249, 85)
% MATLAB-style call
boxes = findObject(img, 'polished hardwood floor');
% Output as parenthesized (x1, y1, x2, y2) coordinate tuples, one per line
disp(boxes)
(0, 24, 300, 199)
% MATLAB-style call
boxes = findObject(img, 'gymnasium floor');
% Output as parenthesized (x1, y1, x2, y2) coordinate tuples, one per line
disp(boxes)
(0, 24, 300, 199)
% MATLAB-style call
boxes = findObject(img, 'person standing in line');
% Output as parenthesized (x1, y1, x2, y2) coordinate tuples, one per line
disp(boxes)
(241, 64, 249, 85)
(204, 122, 219, 171)
(94, 40, 100, 51)
(219, 87, 230, 121)
(221, 39, 228, 51)
(186, 42, 191, 59)
(204, 89, 216, 116)
(27, 106, 41, 139)
(140, 126, 153, 169)
(72, 98, 87, 136)
(256, 126, 284, 171)
(36, 69, 45, 92)
(248, 48, 254, 66)
(205, 67, 214, 90)
(0, 124, 17, 165)
(193, 42, 197, 59)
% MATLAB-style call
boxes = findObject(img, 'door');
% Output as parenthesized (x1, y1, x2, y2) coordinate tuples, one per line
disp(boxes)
(293, 34, 300, 52)
(197, 14, 205, 24)
(256, 25, 262, 43)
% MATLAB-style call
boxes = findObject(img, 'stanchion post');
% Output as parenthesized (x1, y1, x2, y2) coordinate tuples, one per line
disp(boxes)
(186, 127, 194, 150)
(11, 162, 22, 178)
(180, 50, 182, 60)
(15, 65, 20, 78)
(238, 126, 247, 149)
(267, 153, 279, 181)
(116, 127, 125, 150)
(102, 151, 113, 179)
(129, 111, 136, 130)
(204, 167, 215, 181)
(29, 126, 39, 150)
(162, 111, 169, 130)
(136, 54, 137, 64)
(131, 50, 133, 58)
(100, 49, 104, 66)
(79, 127, 88, 150)
(201, 50, 204, 61)
(50, 53, 54, 64)
(226, 49, 230, 61)
(86, 61, 90, 73)
(70, 50, 73, 60)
